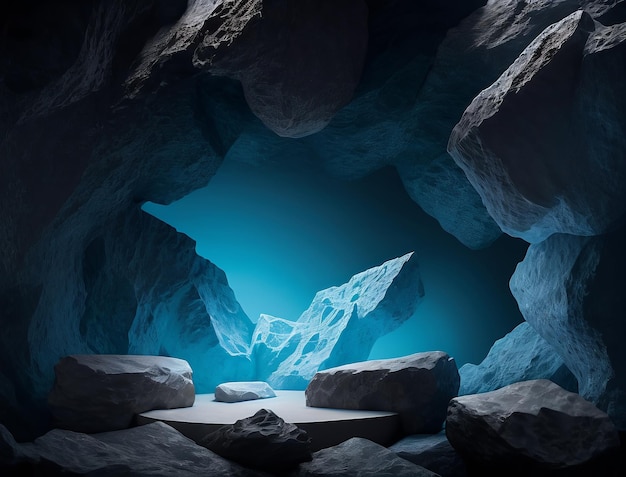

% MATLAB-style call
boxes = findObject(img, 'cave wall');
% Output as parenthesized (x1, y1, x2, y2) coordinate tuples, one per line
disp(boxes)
(1, 0, 625, 438)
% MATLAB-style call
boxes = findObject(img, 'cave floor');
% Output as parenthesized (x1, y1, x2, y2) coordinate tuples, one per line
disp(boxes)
(137, 391, 400, 451)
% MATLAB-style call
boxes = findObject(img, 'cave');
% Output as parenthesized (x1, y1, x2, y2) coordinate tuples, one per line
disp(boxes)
(1, 1, 625, 476)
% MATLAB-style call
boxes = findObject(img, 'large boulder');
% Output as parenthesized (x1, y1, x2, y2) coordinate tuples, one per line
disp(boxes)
(23, 421, 269, 477)
(446, 379, 620, 468)
(293, 437, 439, 477)
(459, 322, 577, 395)
(306, 351, 459, 434)
(215, 381, 276, 403)
(200, 409, 312, 471)
(390, 432, 468, 477)
(48, 355, 195, 433)
(252, 252, 424, 390)
(509, 225, 626, 429)
(448, 10, 626, 243)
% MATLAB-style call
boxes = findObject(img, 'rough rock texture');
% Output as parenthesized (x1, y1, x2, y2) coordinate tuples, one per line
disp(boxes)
(48, 355, 195, 433)
(293, 437, 439, 477)
(459, 322, 578, 395)
(201, 409, 312, 471)
(390, 432, 468, 477)
(215, 381, 276, 403)
(306, 352, 459, 434)
(509, 225, 626, 429)
(252, 252, 424, 390)
(446, 379, 621, 468)
(24, 421, 269, 477)
(448, 9, 626, 243)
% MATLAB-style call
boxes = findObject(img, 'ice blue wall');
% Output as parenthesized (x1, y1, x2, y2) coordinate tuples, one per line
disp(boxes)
(143, 159, 527, 366)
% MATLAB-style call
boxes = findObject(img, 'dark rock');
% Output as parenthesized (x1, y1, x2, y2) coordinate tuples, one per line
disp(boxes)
(201, 409, 312, 471)
(215, 381, 276, 403)
(390, 432, 468, 477)
(448, 10, 626, 243)
(29, 421, 268, 476)
(459, 322, 578, 395)
(446, 379, 621, 468)
(509, 225, 626, 429)
(48, 354, 195, 433)
(294, 437, 439, 477)
(306, 351, 460, 434)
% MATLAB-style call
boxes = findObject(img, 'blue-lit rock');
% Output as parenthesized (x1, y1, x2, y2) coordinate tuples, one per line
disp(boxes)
(306, 352, 459, 434)
(390, 432, 468, 477)
(448, 10, 626, 243)
(459, 322, 577, 395)
(215, 381, 276, 403)
(251, 252, 424, 389)
(446, 380, 621, 468)
(510, 226, 626, 429)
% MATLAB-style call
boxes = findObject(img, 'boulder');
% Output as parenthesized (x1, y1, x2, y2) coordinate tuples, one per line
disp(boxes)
(306, 351, 459, 434)
(252, 252, 424, 390)
(215, 381, 276, 403)
(48, 354, 195, 433)
(509, 226, 626, 429)
(459, 322, 577, 395)
(26, 421, 268, 477)
(448, 10, 626, 243)
(390, 432, 467, 477)
(446, 379, 621, 468)
(293, 437, 439, 477)
(200, 409, 311, 471)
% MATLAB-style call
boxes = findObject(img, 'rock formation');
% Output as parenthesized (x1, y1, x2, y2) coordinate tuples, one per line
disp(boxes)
(306, 351, 459, 435)
(215, 381, 276, 403)
(251, 252, 424, 389)
(446, 379, 620, 469)
(390, 432, 468, 477)
(459, 322, 577, 395)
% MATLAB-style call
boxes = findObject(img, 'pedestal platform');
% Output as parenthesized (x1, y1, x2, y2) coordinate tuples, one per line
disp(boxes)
(137, 391, 401, 451)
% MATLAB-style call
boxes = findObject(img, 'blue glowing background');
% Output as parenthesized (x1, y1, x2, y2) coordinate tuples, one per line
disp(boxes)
(143, 159, 528, 366)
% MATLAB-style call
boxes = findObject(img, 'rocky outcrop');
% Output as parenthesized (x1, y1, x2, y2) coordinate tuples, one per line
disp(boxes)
(390, 432, 468, 477)
(459, 322, 577, 395)
(509, 225, 626, 429)
(201, 409, 311, 471)
(446, 379, 620, 469)
(252, 252, 424, 390)
(448, 10, 626, 243)
(293, 437, 439, 477)
(215, 381, 276, 403)
(25, 421, 269, 477)
(306, 352, 459, 434)
(48, 355, 195, 433)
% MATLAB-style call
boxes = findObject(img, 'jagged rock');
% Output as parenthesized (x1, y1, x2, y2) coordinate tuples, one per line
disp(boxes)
(306, 352, 459, 434)
(215, 381, 276, 403)
(0, 424, 24, 467)
(446, 379, 621, 468)
(48, 355, 195, 433)
(509, 225, 626, 429)
(448, 10, 626, 243)
(26, 421, 268, 477)
(293, 437, 439, 477)
(251, 252, 424, 390)
(201, 409, 312, 471)
(390, 432, 468, 477)
(459, 322, 577, 395)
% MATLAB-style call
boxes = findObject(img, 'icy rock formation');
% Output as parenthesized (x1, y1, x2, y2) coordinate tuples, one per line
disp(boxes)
(390, 432, 468, 477)
(509, 225, 626, 429)
(251, 252, 424, 389)
(22, 422, 268, 477)
(215, 381, 276, 403)
(446, 380, 621, 468)
(201, 409, 312, 471)
(295, 437, 439, 477)
(306, 352, 459, 435)
(459, 322, 577, 395)
(48, 355, 195, 433)
(448, 10, 626, 243)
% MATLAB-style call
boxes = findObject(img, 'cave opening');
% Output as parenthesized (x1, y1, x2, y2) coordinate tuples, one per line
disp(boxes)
(142, 154, 528, 368)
